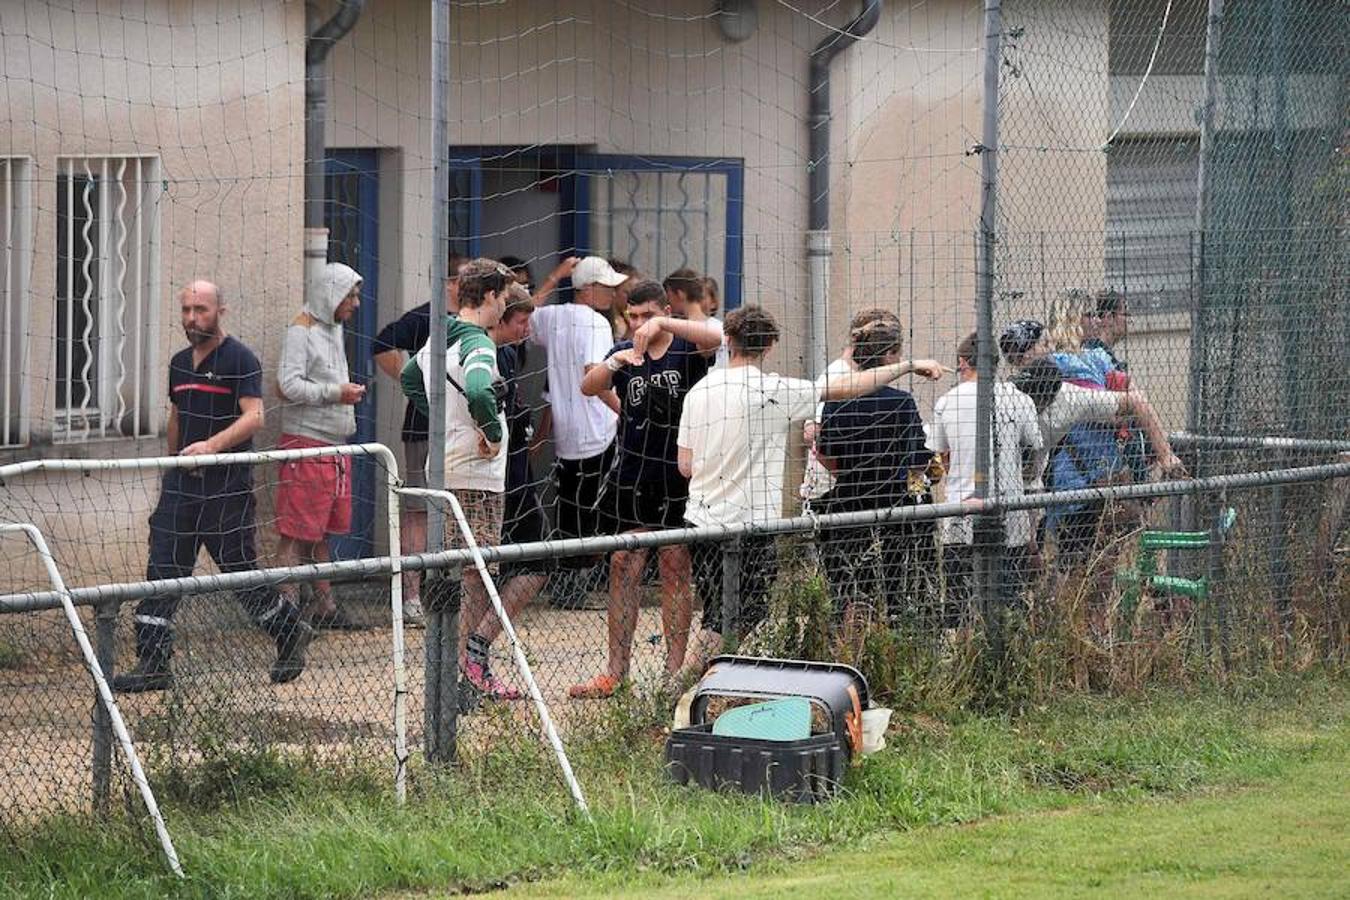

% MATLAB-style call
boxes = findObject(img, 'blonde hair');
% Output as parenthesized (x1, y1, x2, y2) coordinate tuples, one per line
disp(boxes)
(1046, 289, 1090, 352)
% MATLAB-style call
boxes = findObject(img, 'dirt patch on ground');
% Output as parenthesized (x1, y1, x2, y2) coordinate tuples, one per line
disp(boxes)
(0, 592, 690, 821)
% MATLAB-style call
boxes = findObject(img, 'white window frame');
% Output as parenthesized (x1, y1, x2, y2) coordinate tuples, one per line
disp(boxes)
(1, 157, 33, 448)
(54, 156, 162, 443)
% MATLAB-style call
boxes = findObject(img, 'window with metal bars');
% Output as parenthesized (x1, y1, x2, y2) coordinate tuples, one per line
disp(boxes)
(1105, 138, 1199, 312)
(0, 158, 32, 448)
(53, 157, 161, 442)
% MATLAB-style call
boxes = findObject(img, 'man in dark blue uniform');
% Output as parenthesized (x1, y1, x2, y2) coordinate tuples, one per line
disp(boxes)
(113, 281, 313, 693)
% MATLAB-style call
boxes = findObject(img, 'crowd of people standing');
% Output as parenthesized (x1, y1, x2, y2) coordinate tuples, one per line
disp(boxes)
(111, 256, 1185, 703)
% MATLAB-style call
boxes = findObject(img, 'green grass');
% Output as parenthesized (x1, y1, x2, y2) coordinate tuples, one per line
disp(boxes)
(3, 674, 1345, 900)
(516, 729, 1348, 898)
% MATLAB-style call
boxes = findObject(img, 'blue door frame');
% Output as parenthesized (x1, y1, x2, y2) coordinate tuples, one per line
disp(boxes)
(446, 148, 744, 308)
(324, 149, 379, 561)
(447, 146, 584, 260)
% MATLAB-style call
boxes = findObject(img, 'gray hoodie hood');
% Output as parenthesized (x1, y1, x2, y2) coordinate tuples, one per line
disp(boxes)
(278, 263, 363, 443)
(305, 262, 362, 325)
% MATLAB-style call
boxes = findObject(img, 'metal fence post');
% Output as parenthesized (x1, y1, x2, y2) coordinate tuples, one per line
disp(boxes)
(91, 599, 116, 814)
(974, 0, 1005, 669)
(423, 564, 461, 763)
(439, 563, 462, 760)
(1208, 503, 1232, 671)
(422, 581, 442, 760)
(720, 537, 742, 652)
(424, 0, 453, 765)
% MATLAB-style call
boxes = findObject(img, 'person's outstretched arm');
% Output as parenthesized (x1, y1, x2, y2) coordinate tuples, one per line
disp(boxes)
(531, 256, 580, 307)
(819, 359, 949, 401)
(631, 316, 723, 356)
(1119, 389, 1186, 477)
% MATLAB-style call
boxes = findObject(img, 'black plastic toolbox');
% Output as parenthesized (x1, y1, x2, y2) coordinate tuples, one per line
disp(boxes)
(663, 656, 869, 803)
(664, 723, 846, 802)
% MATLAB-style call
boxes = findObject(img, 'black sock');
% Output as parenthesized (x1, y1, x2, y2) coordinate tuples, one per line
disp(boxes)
(467, 633, 490, 666)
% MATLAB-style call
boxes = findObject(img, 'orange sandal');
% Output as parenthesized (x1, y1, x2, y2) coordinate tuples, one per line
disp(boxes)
(568, 674, 620, 699)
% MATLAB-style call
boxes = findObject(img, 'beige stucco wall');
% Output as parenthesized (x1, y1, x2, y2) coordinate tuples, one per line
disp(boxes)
(830, 0, 984, 417)
(327, 0, 822, 366)
(1, 0, 305, 587)
(1, 0, 1187, 587)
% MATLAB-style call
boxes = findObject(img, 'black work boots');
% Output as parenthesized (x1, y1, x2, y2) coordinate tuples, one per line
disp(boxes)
(111, 619, 315, 692)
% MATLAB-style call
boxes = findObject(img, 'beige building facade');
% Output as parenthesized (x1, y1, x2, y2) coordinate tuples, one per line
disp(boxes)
(1, 0, 1196, 588)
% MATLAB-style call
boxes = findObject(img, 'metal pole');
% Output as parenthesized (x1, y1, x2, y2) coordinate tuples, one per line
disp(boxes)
(405, 488, 589, 814)
(1185, 0, 1223, 538)
(384, 465, 409, 803)
(720, 537, 743, 652)
(91, 599, 115, 815)
(973, 0, 1004, 663)
(1268, 0, 1295, 646)
(424, 0, 456, 763)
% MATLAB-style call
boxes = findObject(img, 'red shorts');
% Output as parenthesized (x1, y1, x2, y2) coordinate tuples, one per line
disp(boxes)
(275, 434, 352, 542)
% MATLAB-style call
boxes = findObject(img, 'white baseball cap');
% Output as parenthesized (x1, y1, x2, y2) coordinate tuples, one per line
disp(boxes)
(572, 256, 628, 289)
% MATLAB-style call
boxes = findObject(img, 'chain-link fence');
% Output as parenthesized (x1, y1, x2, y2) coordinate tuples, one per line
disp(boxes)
(0, 0, 1345, 860)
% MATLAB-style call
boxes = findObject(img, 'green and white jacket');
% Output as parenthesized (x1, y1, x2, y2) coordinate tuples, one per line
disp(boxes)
(401, 318, 507, 492)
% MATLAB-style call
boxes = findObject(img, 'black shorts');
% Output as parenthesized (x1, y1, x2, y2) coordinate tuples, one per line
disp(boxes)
(402, 440, 428, 511)
(552, 444, 615, 568)
(691, 532, 777, 638)
(501, 485, 551, 576)
(599, 475, 688, 533)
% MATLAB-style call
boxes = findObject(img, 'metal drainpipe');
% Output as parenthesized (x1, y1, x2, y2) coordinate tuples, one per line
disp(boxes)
(304, 1, 366, 298)
(806, 0, 882, 379)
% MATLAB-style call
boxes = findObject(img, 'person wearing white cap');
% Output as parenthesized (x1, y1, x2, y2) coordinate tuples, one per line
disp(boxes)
(527, 256, 625, 599)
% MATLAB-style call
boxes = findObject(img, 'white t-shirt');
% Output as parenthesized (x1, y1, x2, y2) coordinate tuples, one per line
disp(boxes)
(678, 364, 819, 527)
(1029, 383, 1122, 490)
(800, 357, 856, 503)
(706, 316, 730, 368)
(528, 303, 619, 460)
(928, 379, 1041, 546)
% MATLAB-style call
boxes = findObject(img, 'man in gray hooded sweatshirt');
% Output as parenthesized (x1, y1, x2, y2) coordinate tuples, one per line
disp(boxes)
(275, 262, 367, 628)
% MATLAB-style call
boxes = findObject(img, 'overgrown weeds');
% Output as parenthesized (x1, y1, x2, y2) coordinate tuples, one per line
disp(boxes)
(744, 518, 1345, 714)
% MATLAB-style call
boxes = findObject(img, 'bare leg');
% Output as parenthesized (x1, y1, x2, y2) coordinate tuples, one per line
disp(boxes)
(605, 547, 648, 681)
(307, 540, 336, 617)
(659, 545, 693, 674)
(275, 535, 307, 607)
(674, 627, 721, 685)
(472, 572, 547, 645)
(402, 507, 426, 601)
(457, 569, 491, 663)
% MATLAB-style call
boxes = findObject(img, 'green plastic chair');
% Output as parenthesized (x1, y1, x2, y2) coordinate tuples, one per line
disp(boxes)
(1116, 509, 1236, 617)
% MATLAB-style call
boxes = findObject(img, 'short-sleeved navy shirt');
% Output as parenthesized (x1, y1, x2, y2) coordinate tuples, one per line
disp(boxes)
(608, 337, 711, 483)
(167, 336, 263, 484)
(372, 302, 431, 442)
(819, 386, 929, 508)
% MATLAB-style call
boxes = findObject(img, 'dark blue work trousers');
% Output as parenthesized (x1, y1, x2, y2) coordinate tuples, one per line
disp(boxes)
(133, 470, 297, 656)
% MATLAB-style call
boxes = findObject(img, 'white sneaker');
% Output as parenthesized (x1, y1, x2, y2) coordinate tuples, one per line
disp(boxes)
(402, 596, 426, 628)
